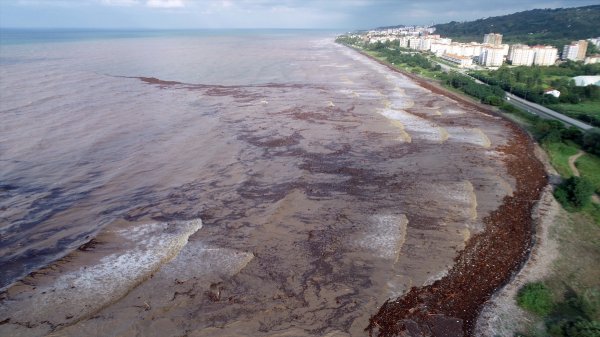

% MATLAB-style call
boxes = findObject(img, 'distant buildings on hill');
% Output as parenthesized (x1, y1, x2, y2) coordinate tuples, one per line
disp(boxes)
(357, 27, 599, 69)
(483, 33, 503, 46)
(562, 40, 588, 61)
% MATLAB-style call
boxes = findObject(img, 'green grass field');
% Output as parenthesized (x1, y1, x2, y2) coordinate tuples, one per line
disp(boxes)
(544, 141, 579, 178)
(549, 101, 600, 118)
(577, 154, 600, 192)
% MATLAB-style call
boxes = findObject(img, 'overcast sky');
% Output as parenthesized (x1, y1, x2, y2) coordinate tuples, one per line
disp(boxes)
(1, 0, 598, 30)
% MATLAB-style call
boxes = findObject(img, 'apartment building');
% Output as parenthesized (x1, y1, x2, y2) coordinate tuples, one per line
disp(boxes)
(483, 33, 503, 45)
(562, 40, 588, 61)
(479, 46, 504, 67)
(508, 44, 535, 66)
(532, 45, 558, 66)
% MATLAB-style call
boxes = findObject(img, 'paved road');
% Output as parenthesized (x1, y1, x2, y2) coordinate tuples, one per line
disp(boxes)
(429, 58, 594, 131)
(505, 93, 594, 131)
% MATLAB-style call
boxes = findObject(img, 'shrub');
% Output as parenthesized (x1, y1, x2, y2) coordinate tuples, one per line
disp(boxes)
(583, 128, 600, 156)
(582, 288, 600, 321)
(566, 319, 600, 337)
(517, 282, 554, 316)
(561, 127, 584, 143)
(554, 177, 595, 211)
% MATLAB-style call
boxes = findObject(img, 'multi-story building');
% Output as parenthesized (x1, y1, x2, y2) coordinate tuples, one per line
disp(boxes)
(508, 44, 535, 66)
(409, 37, 422, 50)
(483, 33, 503, 45)
(562, 40, 588, 61)
(576, 40, 588, 60)
(585, 55, 600, 64)
(441, 53, 473, 68)
(430, 41, 450, 56)
(479, 46, 504, 67)
(532, 45, 558, 66)
(398, 36, 410, 48)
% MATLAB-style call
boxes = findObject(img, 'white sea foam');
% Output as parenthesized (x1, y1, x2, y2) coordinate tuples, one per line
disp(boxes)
(380, 109, 446, 142)
(1, 219, 202, 325)
(446, 126, 492, 148)
(357, 214, 408, 261)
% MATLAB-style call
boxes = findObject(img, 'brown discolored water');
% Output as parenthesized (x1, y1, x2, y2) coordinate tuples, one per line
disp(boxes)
(1, 31, 523, 336)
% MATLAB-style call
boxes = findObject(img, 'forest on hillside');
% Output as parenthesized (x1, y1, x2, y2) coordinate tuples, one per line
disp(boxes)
(434, 5, 600, 47)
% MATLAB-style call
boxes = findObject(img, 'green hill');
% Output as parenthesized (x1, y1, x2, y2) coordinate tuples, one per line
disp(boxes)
(434, 5, 600, 48)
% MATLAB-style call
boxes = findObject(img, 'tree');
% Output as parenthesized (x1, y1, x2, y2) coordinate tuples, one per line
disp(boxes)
(554, 176, 595, 210)
(583, 128, 600, 156)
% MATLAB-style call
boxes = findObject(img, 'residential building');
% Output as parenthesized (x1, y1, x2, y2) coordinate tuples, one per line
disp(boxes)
(479, 46, 504, 67)
(500, 44, 510, 57)
(409, 37, 421, 50)
(398, 36, 410, 48)
(441, 53, 473, 68)
(589, 37, 600, 48)
(562, 40, 588, 61)
(430, 41, 450, 56)
(584, 55, 600, 64)
(508, 44, 535, 66)
(576, 40, 588, 60)
(532, 45, 558, 66)
(483, 33, 503, 45)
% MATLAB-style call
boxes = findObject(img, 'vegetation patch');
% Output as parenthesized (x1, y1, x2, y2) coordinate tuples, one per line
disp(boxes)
(517, 282, 554, 316)
(433, 5, 600, 48)
(554, 176, 595, 211)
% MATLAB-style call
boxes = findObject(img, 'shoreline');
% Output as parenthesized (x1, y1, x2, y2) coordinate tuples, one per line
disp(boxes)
(346, 45, 549, 336)
(474, 145, 562, 336)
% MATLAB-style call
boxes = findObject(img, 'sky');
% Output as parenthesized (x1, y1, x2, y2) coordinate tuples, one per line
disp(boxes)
(0, 0, 598, 30)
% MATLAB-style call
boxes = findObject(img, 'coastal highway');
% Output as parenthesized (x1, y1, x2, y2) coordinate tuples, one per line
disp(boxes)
(505, 93, 594, 131)
(429, 57, 594, 131)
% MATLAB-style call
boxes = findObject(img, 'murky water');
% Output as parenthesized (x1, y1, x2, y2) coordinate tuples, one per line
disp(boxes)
(1, 31, 517, 336)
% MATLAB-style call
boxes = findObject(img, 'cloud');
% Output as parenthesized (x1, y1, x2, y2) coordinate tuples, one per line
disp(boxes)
(146, 0, 185, 8)
(101, 0, 140, 6)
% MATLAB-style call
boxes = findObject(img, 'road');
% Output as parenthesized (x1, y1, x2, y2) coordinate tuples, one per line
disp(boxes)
(505, 93, 594, 130)
(428, 57, 594, 131)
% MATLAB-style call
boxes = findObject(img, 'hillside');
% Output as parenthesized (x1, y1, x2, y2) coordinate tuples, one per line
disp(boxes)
(434, 5, 600, 48)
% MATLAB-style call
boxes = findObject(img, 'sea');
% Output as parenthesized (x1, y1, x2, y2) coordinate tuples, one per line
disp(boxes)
(0, 28, 345, 289)
(0, 29, 512, 336)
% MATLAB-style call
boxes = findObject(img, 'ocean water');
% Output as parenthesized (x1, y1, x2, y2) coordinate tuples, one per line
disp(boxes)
(0, 29, 341, 289)
(0, 29, 515, 336)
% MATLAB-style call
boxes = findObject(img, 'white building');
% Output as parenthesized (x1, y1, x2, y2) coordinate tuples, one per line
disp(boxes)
(589, 37, 600, 48)
(430, 41, 450, 56)
(398, 36, 410, 48)
(532, 46, 558, 66)
(508, 44, 535, 66)
(573, 76, 600, 86)
(483, 33, 503, 45)
(479, 46, 504, 67)
(441, 53, 473, 68)
(562, 40, 588, 61)
(544, 89, 561, 98)
(409, 37, 422, 50)
(584, 55, 600, 64)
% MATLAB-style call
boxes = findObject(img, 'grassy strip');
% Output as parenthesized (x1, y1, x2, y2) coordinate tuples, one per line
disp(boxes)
(550, 102, 600, 118)
(577, 154, 600, 193)
(544, 141, 579, 178)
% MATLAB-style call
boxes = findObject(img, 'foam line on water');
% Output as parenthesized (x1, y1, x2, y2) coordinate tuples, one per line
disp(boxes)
(0, 219, 202, 327)
(357, 214, 408, 262)
(380, 109, 447, 143)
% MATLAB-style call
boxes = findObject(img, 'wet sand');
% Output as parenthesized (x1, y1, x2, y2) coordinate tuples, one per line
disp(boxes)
(358, 50, 548, 337)
(0, 42, 546, 337)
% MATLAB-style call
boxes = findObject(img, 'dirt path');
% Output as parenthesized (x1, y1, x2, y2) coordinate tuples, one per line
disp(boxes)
(568, 151, 584, 177)
(568, 151, 600, 204)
